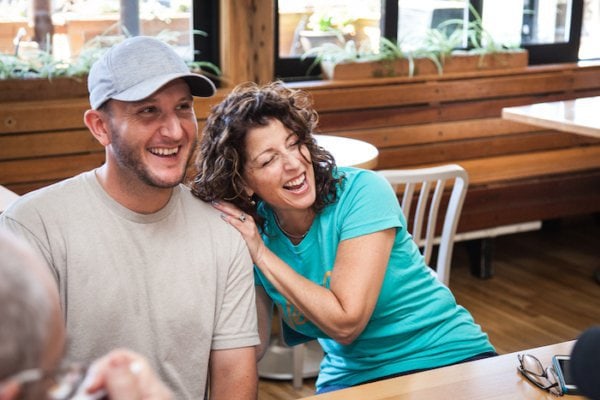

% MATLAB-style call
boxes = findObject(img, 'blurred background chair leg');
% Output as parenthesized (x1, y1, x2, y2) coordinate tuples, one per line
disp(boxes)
(292, 343, 305, 389)
(258, 332, 323, 390)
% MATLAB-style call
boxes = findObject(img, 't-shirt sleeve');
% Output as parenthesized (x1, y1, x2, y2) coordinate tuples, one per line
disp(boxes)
(338, 170, 404, 242)
(212, 236, 260, 349)
(0, 201, 59, 282)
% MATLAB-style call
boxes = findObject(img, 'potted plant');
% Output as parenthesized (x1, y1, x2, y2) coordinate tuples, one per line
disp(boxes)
(304, 5, 527, 80)
(0, 29, 220, 102)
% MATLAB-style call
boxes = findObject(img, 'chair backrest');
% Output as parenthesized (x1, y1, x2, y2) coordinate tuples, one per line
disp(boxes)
(377, 164, 469, 286)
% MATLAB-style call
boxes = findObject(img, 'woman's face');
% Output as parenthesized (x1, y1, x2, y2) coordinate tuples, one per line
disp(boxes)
(242, 118, 316, 214)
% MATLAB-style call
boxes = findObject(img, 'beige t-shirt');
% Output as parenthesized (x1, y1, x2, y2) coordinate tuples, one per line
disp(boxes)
(0, 171, 259, 399)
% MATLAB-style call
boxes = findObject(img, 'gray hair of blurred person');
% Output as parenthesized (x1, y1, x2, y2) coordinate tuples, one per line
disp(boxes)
(0, 230, 54, 386)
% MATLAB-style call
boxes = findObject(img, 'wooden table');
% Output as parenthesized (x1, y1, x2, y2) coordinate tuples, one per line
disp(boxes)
(300, 341, 581, 400)
(502, 96, 600, 138)
(0, 185, 19, 213)
(503, 96, 600, 284)
(315, 135, 379, 169)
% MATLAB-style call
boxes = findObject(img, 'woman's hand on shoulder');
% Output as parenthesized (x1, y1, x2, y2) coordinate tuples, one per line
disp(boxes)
(211, 200, 267, 265)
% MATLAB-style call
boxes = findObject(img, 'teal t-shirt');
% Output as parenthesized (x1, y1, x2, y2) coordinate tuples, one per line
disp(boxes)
(255, 167, 494, 390)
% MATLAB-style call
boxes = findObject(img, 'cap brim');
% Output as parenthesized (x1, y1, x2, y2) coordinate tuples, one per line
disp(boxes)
(111, 72, 215, 103)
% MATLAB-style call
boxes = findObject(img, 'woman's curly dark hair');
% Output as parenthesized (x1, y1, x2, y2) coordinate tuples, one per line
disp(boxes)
(191, 81, 343, 226)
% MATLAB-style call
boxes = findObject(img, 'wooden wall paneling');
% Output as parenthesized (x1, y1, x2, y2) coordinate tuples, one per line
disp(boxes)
(311, 83, 441, 111)
(317, 90, 600, 136)
(192, 91, 227, 120)
(328, 118, 542, 148)
(572, 67, 600, 89)
(434, 73, 575, 102)
(375, 131, 598, 169)
(0, 130, 102, 160)
(307, 65, 600, 116)
(459, 171, 600, 232)
(317, 105, 442, 132)
(5, 181, 62, 195)
(0, 98, 88, 134)
(0, 153, 105, 192)
(456, 146, 600, 185)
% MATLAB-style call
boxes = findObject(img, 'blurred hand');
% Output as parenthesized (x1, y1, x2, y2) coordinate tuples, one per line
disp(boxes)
(83, 349, 173, 400)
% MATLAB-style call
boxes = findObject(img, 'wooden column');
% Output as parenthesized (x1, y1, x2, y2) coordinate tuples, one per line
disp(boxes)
(31, 0, 53, 52)
(220, 0, 274, 87)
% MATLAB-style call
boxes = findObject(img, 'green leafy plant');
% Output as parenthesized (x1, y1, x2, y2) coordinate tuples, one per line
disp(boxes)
(436, 4, 522, 66)
(302, 3, 524, 79)
(302, 36, 443, 78)
(0, 28, 220, 80)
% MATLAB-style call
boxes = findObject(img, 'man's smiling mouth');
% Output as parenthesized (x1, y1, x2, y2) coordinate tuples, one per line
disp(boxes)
(149, 147, 179, 157)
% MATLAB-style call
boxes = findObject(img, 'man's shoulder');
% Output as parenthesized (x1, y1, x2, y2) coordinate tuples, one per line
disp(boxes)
(177, 186, 246, 240)
(3, 172, 92, 217)
(178, 185, 219, 217)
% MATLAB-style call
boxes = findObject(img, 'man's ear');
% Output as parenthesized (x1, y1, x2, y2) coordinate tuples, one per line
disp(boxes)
(0, 380, 21, 400)
(84, 109, 111, 147)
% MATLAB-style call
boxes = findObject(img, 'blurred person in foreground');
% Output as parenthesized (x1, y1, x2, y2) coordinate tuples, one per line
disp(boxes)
(192, 81, 496, 394)
(571, 326, 600, 400)
(0, 229, 173, 400)
(0, 36, 259, 399)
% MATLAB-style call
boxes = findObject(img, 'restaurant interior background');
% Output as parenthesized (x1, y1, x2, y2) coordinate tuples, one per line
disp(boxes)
(1, 1, 600, 399)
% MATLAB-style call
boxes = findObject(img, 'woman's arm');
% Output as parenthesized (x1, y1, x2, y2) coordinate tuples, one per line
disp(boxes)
(212, 201, 395, 345)
(253, 228, 395, 344)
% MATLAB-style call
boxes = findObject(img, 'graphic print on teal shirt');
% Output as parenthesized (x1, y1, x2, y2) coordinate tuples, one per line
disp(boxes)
(254, 167, 494, 390)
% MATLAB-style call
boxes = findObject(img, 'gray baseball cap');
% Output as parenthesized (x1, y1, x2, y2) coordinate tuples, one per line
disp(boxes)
(88, 36, 215, 109)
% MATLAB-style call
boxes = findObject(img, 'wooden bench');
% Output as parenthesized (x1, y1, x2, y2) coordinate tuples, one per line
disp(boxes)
(2, 62, 600, 279)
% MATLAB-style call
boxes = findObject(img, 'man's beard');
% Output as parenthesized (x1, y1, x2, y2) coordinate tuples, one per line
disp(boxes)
(109, 123, 195, 189)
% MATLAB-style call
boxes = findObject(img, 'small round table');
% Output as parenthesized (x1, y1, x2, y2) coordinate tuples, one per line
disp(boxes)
(315, 134, 379, 169)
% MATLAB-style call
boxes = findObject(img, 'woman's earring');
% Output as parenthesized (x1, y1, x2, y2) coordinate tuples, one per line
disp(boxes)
(249, 195, 256, 206)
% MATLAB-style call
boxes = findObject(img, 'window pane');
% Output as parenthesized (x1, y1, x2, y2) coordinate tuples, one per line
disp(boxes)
(397, 0, 467, 51)
(580, 0, 600, 59)
(278, 0, 381, 59)
(527, 0, 571, 44)
(1, 0, 193, 62)
(481, 0, 524, 46)
(480, 0, 574, 47)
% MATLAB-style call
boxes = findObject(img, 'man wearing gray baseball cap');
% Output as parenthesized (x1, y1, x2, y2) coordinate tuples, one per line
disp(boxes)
(0, 36, 260, 400)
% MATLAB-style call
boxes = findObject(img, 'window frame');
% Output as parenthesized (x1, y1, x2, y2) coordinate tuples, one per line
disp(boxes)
(523, 0, 584, 64)
(193, 0, 221, 85)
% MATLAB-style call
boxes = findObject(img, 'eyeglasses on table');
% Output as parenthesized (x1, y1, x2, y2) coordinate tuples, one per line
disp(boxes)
(518, 353, 563, 396)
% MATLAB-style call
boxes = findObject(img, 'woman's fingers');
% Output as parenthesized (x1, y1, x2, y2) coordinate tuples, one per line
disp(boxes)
(212, 200, 255, 228)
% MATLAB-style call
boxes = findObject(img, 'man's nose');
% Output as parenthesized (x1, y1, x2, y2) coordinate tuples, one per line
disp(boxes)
(159, 113, 184, 140)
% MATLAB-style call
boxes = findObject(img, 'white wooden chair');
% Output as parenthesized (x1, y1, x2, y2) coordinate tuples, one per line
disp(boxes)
(377, 164, 469, 286)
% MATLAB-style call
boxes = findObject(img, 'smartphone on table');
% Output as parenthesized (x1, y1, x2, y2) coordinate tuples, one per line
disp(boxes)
(552, 355, 580, 395)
